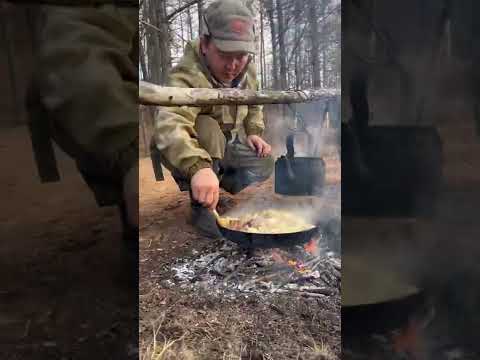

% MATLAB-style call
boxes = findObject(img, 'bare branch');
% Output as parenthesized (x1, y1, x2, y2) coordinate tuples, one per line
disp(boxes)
(140, 19, 162, 33)
(167, 0, 199, 22)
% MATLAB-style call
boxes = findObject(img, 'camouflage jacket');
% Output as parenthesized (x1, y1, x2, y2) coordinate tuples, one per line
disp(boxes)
(28, 4, 138, 206)
(154, 39, 265, 179)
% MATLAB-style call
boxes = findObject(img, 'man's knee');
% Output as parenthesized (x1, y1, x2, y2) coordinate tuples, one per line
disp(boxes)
(220, 154, 274, 194)
(195, 116, 226, 158)
(250, 154, 275, 182)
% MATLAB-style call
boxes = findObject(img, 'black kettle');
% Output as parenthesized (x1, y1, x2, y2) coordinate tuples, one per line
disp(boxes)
(274, 133, 326, 196)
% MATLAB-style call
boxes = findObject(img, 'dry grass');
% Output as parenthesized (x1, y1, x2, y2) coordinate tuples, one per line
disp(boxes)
(139, 290, 340, 360)
(140, 309, 251, 360)
(141, 317, 188, 360)
(305, 338, 336, 360)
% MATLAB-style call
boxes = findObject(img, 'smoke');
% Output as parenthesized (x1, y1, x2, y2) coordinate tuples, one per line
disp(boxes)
(223, 101, 341, 253)
(342, 1, 480, 355)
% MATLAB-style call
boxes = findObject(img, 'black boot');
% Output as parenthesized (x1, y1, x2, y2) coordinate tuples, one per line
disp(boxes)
(189, 196, 223, 239)
(187, 160, 224, 239)
(119, 201, 139, 285)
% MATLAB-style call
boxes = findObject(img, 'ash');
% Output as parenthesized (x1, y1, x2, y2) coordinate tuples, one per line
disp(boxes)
(169, 236, 340, 300)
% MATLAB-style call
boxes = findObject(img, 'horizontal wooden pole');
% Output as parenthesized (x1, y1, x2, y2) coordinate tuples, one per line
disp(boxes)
(139, 81, 340, 106)
(5, 0, 137, 6)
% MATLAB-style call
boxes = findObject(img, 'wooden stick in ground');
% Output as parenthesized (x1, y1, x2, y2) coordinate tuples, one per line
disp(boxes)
(139, 81, 340, 107)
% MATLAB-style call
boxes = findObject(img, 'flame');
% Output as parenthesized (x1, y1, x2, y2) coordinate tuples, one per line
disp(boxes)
(392, 318, 424, 358)
(271, 249, 311, 273)
(304, 238, 318, 255)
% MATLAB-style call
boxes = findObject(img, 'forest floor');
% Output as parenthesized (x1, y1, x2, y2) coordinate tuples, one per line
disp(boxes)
(1, 126, 138, 359)
(138, 151, 342, 360)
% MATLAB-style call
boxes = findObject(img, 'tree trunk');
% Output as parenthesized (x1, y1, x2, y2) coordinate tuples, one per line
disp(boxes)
(265, 0, 279, 89)
(179, 9, 185, 50)
(146, 0, 161, 84)
(197, 0, 204, 34)
(308, 0, 321, 88)
(187, 5, 193, 39)
(260, 6, 266, 89)
(139, 33, 149, 81)
(139, 81, 339, 106)
(158, 0, 171, 84)
(322, 48, 327, 88)
(276, 0, 288, 89)
(294, 0, 302, 89)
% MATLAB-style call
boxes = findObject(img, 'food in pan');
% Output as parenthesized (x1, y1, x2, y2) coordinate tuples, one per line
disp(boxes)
(342, 255, 420, 306)
(218, 209, 315, 234)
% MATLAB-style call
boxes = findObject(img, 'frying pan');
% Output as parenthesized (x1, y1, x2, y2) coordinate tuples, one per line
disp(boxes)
(342, 254, 427, 336)
(214, 210, 318, 249)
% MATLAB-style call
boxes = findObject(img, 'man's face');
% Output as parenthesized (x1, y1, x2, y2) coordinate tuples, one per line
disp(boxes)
(201, 38, 250, 83)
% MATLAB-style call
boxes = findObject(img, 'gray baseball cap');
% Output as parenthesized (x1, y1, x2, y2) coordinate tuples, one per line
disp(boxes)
(203, 0, 256, 54)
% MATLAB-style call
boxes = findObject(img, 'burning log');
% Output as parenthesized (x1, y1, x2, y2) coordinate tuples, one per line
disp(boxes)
(269, 303, 286, 315)
(299, 286, 333, 296)
(330, 258, 341, 271)
(139, 81, 339, 107)
(285, 284, 333, 296)
(301, 292, 329, 299)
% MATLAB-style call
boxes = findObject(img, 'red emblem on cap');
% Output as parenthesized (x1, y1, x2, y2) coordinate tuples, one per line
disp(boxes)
(230, 19, 250, 35)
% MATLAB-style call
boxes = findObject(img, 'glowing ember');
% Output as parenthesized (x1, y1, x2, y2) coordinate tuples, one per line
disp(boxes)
(304, 237, 319, 255)
(297, 266, 311, 274)
(392, 318, 424, 358)
(270, 249, 314, 274)
(271, 249, 287, 264)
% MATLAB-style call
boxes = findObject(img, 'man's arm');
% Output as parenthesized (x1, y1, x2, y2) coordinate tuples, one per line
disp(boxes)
(155, 105, 212, 179)
(155, 71, 220, 209)
(244, 104, 265, 137)
(36, 5, 138, 180)
(154, 71, 212, 179)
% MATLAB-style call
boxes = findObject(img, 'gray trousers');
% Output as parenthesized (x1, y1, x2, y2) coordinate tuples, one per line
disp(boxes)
(170, 115, 274, 194)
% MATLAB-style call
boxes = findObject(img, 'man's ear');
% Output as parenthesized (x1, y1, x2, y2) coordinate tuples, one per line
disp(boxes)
(200, 36, 209, 55)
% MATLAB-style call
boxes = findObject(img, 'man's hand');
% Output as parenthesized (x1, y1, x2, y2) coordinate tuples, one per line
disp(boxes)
(246, 135, 272, 157)
(191, 167, 219, 210)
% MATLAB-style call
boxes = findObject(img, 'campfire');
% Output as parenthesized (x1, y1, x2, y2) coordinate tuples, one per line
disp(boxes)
(167, 230, 340, 300)
(342, 296, 479, 360)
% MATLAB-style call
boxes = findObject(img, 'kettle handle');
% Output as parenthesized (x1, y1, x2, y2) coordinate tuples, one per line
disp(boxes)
(287, 130, 314, 157)
(286, 134, 295, 158)
(284, 134, 296, 180)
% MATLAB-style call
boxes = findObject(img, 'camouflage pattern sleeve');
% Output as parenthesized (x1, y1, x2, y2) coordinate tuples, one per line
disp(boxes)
(244, 104, 265, 137)
(35, 5, 138, 179)
(154, 68, 213, 179)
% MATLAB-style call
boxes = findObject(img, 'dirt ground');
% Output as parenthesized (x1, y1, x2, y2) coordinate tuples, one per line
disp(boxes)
(139, 153, 341, 359)
(0, 126, 138, 359)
